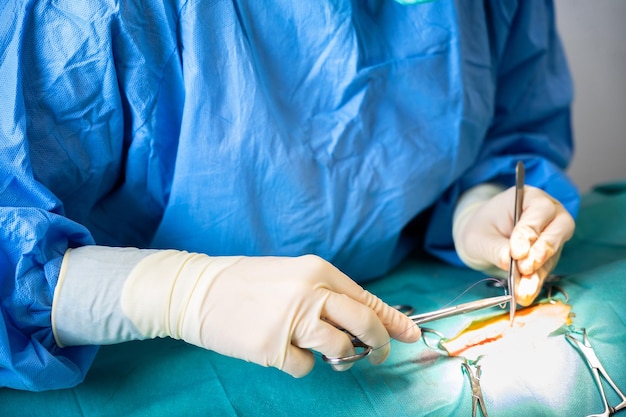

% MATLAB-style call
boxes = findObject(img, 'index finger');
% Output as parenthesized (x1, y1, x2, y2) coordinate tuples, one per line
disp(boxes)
(510, 189, 559, 258)
(512, 192, 574, 273)
(321, 268, 421, 344)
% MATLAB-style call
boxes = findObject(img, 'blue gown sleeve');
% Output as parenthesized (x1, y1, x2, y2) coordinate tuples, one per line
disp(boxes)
(1, 0, 182, 391)
(424, 0, 581, 265)
(0, 160, 99, 391)
(0, 11, 98, 392)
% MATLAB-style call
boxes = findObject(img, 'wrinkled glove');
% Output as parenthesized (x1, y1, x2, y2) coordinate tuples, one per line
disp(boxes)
(52, 247, 420, 377)
(453, 184, 575, 306)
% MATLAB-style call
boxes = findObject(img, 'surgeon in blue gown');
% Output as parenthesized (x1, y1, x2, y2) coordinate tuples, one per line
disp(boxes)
(0, 0, 579, 391)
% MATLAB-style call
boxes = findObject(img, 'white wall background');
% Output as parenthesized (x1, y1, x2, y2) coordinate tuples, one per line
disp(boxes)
(554, 0, 626, 192)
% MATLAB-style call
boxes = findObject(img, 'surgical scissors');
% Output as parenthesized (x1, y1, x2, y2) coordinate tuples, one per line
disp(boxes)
(565, 328, 626, 417)
(322, 294, 512, 366)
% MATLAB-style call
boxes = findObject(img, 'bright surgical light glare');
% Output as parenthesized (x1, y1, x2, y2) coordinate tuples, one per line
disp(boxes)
(440, 301, 576, 409)
(475, 332, 575, 409)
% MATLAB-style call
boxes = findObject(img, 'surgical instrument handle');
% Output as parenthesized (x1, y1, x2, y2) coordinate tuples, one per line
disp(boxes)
(409, 295, 512, 325)
(508, 161, 525, 324)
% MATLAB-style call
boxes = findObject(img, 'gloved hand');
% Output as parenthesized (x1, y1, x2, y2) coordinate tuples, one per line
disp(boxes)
(52, 247, 420, 377)
(453, 184, 575, 306)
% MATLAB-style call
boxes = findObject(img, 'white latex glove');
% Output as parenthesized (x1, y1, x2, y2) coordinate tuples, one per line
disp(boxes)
(52, 247, 420, 377)
(453, 184, 575, 306)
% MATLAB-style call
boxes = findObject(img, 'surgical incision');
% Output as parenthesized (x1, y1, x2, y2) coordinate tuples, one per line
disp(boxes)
(440, 301, 572, 358)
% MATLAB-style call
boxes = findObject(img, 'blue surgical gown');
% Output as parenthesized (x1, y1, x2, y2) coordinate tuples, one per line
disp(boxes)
(0, 0, 580, 391)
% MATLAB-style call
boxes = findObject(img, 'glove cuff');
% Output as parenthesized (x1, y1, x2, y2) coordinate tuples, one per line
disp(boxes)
(120, 250, 242, 345)
(52, 246, 243, 349)
(452, 183, 506, 275)
(52, 246, 158, 347)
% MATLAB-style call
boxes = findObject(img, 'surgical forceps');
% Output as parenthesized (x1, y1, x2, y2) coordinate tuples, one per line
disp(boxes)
(508, 161, 525, 325)
(322, 294, 511, 366)
(566, 328, 626, 417)
(462, 359, 489, 417)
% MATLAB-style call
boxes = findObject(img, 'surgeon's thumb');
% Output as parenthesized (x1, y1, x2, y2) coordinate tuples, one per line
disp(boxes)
(281, 346, 316, 378)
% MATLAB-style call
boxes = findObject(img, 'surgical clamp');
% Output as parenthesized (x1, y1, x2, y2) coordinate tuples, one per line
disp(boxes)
(566, 328, 626, 417)
(462, 358, 489, 417)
